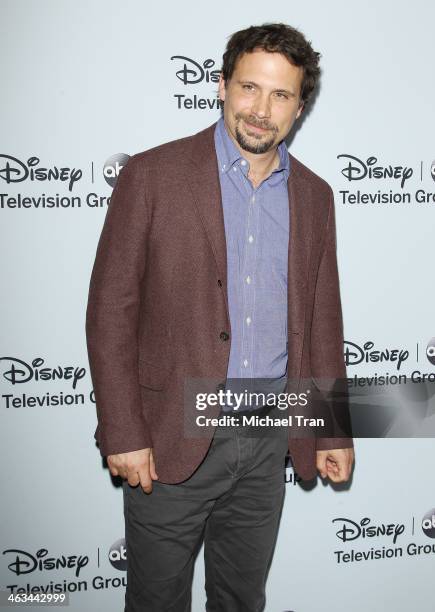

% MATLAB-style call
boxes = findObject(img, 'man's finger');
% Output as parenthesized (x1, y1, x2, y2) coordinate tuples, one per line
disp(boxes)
(316, 455, 328, 479)
(327, 459, 348, 483)
(127, 471, 140, 486)
(107, 458, 121, 478)
(137, 464, 153, 494)
(149, 450, 158, 480)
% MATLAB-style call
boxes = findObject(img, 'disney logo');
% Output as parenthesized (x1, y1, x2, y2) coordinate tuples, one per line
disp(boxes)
(344, 341, 409, 371)
(0, 154, 82, 192)
(170, 56, 220, 85)
(0, 357, 86, 389)
(332, 517, 405, 544)
(337, 154, 413, 188)
(3, 548, 89, 578)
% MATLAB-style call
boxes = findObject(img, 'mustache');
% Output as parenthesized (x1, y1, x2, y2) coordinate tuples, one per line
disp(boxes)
(236, 113, 279, 133)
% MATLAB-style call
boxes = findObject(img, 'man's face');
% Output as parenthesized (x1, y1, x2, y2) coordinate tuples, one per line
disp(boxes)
(218, 48, 304, 155)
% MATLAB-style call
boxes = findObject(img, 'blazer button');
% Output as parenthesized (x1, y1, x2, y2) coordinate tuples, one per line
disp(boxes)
(219, 331, 229, 341)
(217, 279, 222, 287)
(216, 382, 226, 393)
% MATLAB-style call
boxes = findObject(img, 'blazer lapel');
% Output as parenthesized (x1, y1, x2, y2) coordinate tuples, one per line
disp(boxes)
(185, 123, 229, 318)
(287, 157, 313, 378)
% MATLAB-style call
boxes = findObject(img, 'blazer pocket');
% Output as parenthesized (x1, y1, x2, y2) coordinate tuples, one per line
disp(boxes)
(138, 359, 171, 391)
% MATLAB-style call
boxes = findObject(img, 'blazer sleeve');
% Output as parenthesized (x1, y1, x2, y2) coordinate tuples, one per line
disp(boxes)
(310, 186, 353, 451)
(85, 155, 152, 457)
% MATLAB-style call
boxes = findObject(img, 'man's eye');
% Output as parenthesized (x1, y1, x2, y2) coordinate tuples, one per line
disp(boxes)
(275, 92, 288, 99)
(243, 84, 254, 91)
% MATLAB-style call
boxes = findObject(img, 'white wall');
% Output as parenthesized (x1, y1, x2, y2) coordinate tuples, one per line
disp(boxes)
(1, 1, 434, 610)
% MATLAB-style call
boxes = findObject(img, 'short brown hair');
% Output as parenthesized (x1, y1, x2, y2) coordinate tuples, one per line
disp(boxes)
(221, 23, 321, 106)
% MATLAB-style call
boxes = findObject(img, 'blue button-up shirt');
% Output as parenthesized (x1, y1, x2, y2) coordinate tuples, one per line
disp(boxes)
(214, 117, 290, 411)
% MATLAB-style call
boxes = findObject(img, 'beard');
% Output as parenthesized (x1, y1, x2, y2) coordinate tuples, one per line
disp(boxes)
(234, 112, 279, 154)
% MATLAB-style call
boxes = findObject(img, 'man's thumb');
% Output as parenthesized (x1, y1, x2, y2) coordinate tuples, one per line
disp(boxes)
(150, 450, 159, 480)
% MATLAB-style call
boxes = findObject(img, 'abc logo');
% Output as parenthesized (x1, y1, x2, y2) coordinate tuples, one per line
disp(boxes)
(421, 509, 435, 538)
(108, 538, 127, 570)
(426, 338, 435, 366)
(431, 161, 435, 182)
(103, 153, 130, 188)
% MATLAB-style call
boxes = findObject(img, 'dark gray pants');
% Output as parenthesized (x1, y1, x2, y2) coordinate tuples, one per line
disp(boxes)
(123, 420, 288, 612)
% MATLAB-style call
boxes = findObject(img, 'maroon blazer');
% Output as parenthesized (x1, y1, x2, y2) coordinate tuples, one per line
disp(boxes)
(86, 122, 353, 483)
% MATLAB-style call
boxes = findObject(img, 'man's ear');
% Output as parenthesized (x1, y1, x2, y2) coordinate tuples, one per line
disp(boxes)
(296, 102, 304, 119)
(218, 73, 226, 103)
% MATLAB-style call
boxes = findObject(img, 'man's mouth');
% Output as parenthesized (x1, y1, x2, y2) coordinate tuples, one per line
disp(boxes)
(243, 119, 271, 134)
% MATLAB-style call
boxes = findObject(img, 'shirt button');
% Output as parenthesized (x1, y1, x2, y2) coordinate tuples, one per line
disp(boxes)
(246, 276, 251, 285)
(251, 195, 255, 203)
(217, 279, 222, 287)
(243, 359, 249, 367)
(246, 316, 251, 325)
(241, 160, 247, 166)
(248, 235, 254, 243)
(233, 167, 237, 172)
(219, 331, 230, 341)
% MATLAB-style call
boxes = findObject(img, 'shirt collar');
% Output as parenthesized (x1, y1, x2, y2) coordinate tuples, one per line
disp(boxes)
(214, 116, 290, 183)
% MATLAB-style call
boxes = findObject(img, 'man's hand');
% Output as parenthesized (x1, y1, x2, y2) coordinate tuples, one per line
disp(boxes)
(107, 448, 158, 493)
(316, 448, 354, 483)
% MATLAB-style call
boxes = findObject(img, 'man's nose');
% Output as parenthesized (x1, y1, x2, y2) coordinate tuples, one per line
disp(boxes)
(251, 93, 271, 118)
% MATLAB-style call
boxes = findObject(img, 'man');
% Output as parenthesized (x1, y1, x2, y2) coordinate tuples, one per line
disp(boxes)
(86, 23, 354, 612)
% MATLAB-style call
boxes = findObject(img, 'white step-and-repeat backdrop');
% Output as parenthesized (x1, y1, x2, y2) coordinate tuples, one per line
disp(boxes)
(2, 1, 435, 610)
